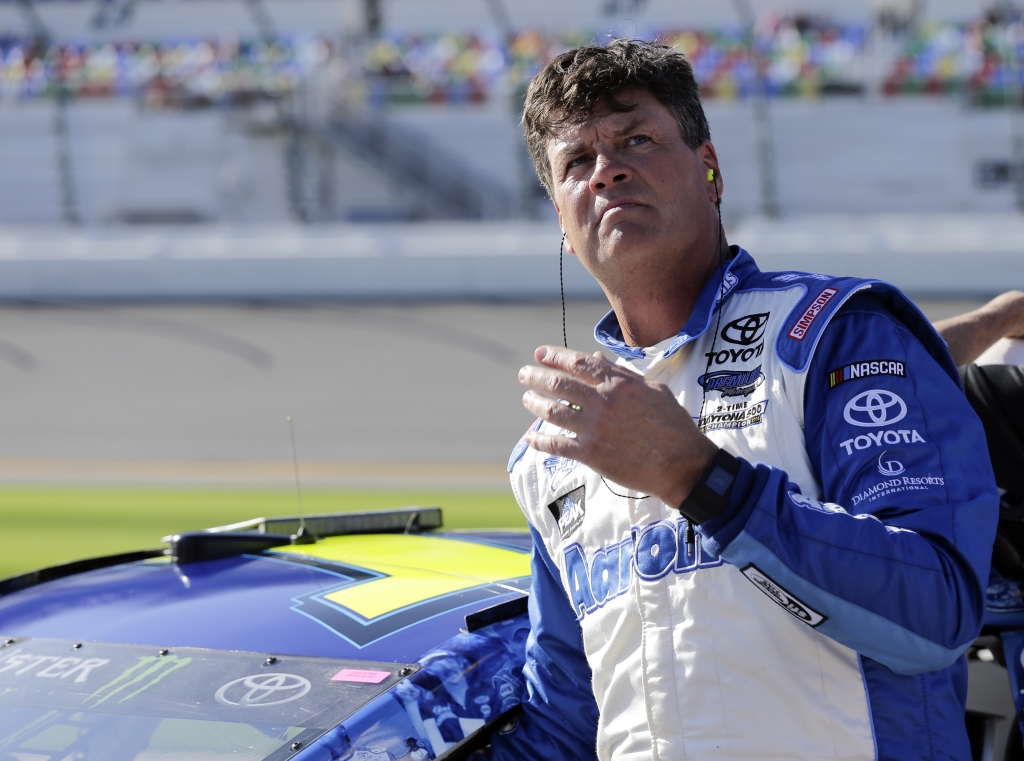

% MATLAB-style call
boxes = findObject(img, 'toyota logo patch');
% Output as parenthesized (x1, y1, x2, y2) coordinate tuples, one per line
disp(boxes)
(843, 389, 907, 428)
(214, 673, 311, 707)
(721, 313, 769, 346)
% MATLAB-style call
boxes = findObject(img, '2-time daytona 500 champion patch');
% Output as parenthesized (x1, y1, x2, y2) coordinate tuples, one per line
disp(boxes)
(695, 400, 769, 433)
(828, 359, 906, 389)
(548, 486, 586, 538)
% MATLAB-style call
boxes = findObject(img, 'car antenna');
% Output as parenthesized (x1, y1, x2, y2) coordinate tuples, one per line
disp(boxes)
(287, 416, 314, 544)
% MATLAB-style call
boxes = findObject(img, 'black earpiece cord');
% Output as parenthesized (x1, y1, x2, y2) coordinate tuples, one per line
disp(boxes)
(683, 177, 726, 550)
(560, 233, 568, 350)
(560, 232, 645, 500)
(697, 180, 726, 436)
(558, 178, 725, 506)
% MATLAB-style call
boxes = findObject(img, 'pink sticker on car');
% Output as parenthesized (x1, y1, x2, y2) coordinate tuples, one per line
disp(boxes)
(331, 668, 391, 684)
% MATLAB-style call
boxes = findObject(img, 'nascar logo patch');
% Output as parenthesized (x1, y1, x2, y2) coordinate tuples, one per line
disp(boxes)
(828, 359, 906, 389)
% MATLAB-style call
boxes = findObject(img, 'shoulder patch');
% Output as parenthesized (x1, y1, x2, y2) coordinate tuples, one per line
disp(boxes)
(787, 287, 839, 340)
(774, 276, 961, 385)
(828, 359, 906, 389)
(507, 418, 543, 473)
(775, 277, 871, 373)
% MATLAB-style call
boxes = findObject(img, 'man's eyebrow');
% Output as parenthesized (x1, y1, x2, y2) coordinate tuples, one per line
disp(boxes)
(556, 140, 588, 159)
(609, 117, 645, 136)
(554, 117, 648, 159)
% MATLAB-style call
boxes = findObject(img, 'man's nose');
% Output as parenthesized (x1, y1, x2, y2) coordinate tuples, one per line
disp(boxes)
(589, 154, 631, 192)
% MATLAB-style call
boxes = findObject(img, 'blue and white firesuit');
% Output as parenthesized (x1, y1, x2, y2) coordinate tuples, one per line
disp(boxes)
(487, 248, 998, 760)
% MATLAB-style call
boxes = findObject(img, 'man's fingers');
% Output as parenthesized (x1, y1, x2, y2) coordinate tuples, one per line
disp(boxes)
(535, 345, 615, 383)
(518, 363, 596, 404)
(523, 390, 586, 430)
(524, 430, 584, 460)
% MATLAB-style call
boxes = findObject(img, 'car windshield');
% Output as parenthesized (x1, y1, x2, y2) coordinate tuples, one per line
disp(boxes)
(0, 636, 413, 760)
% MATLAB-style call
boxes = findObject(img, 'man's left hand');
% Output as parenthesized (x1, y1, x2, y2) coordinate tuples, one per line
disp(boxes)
(519, 345, 719, 507)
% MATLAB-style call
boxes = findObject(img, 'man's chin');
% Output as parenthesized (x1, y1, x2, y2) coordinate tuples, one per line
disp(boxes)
(595, 226, 659, 261)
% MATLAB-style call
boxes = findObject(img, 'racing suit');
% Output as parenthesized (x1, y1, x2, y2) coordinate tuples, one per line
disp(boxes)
(486, 248, 998, 760)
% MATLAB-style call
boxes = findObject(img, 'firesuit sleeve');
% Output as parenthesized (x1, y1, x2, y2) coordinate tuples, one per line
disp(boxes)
(477, 524, 599, 761)
(696, 292, 999, 675)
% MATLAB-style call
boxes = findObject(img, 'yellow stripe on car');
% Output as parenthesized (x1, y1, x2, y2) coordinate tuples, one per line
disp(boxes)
(276, 534, 530, 620)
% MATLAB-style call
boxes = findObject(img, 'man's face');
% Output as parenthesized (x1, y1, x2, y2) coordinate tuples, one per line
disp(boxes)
(546, 88, 721, 292)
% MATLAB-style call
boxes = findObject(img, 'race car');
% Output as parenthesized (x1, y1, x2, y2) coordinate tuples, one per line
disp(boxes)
(0, 507, 532, 760)
(4, 504, 1020, 761)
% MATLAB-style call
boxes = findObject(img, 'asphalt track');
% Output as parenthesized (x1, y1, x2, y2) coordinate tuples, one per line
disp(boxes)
(0, 297, 985, 488)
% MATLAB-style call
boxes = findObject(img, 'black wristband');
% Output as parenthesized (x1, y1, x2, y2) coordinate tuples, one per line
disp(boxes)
(678, 448, 741, 525)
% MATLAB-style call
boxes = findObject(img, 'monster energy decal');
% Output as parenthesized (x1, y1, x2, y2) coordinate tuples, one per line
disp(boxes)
(86, 654, 192, 707)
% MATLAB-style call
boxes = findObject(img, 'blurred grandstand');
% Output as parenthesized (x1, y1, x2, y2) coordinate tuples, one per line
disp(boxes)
(0, 0, 1021, 297)
(0, 0, 1020, 488)
(7, 3, 1023, 105)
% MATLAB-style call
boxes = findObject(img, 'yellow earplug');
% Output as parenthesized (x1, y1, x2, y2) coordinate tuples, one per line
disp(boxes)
(707, 168, 715, 182)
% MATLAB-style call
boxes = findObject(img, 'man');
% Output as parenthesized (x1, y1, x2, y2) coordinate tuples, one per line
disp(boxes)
(937, 293, 1024, 524)
(483, 39, 998, 760)
(934, 289, 1024, 367)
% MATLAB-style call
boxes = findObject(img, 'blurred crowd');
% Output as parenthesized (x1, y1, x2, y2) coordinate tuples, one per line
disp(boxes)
(363, 20, 869, 104)
(661, 20, 866, 99)
(0, 35, 332, 106)
(2, 9, 1024, 108)
(883, 8, 1024, 103)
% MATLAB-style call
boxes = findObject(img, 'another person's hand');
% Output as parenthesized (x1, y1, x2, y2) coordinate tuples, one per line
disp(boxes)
(519, 345, 719, 507)
(934, 290, 1024, 366)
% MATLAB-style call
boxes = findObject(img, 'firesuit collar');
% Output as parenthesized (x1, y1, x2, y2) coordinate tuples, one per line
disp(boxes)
(594, 246, 755, 361)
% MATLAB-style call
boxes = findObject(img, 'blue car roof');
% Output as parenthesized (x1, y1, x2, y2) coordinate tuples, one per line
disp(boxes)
(0, 530, 532, 664)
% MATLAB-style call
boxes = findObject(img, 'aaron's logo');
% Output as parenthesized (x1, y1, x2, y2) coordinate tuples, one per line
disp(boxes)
(85, 654, 192, 707)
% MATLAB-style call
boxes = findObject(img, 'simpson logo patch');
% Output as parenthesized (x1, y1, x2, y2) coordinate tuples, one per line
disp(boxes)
(548, 485, 586, 538)
(828, 359, 906, 388)
(741, 564, 827, 627)
(788, 287, 839, 341)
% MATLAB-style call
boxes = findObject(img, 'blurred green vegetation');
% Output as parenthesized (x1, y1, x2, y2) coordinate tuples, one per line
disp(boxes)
(0, 489, 526, 579)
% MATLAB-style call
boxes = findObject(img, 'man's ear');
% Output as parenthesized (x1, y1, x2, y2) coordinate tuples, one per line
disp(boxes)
(697, 141, 723, 203)
(555, 204, 576, 255)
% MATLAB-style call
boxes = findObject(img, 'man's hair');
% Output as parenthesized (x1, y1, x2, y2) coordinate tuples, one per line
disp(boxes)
(522, 38, 710, 195)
